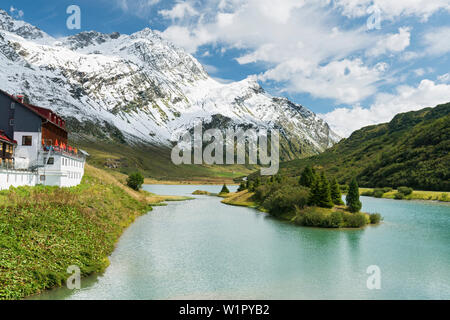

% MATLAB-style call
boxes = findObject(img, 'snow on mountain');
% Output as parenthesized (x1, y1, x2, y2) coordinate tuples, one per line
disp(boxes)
(0, 10, 340, 159)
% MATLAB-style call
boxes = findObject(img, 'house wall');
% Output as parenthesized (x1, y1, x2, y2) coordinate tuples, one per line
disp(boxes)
(0, 169, 39, 190)
(13, 131, 42, 169)
(37, 153, 86, 188)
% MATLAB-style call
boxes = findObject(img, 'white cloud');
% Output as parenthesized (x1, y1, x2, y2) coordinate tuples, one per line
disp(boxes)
(423, 26, 450, 56)
(367, 27, 411, 57)
(116, 0, 160, 15)
(260, 59, 387, 104)
(333, 0, 450, 21)
(158, 0, 389, 104)
(159, 1, 199, 20)
(321, 79, 450, 137)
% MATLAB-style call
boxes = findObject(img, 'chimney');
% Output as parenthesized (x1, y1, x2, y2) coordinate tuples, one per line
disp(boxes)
(16, 94, 25, 103)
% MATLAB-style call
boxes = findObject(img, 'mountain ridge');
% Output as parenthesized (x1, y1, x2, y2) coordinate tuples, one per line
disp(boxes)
(0, 9, 340, 163)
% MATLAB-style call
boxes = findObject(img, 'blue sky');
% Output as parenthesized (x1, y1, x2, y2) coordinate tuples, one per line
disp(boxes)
(2, 0, 450, 136)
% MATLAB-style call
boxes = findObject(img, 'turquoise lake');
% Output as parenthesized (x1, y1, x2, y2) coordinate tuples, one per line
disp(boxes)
(32, 184, 450, 300)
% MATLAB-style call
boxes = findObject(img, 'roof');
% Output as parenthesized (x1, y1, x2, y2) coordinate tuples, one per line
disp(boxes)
(0, 130, 17, 145)
(0, 89, 67, 132)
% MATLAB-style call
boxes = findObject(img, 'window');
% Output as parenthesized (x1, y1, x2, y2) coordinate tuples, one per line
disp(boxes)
(10, 102, 15, 109)
(9, 119, 14, 126)
(47, 157, 54, 165)
(22, 136, 33, 146)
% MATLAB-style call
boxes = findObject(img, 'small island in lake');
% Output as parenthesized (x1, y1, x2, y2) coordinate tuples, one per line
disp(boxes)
(222, 169, 382, 229)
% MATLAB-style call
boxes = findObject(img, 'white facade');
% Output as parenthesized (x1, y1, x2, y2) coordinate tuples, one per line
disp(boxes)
(0, 148, 87, 190)
(13, 131, 42, 170)
(37, 152, 86, 188)
(0, 169, 39, 190)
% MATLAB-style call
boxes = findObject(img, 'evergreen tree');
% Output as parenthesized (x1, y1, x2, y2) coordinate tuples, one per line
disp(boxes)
(346, 178, 362, 212)
(220, 184, 230, 194)
(318, 172, 334, 208)
(330, 177, 344, 205)
(299, 166, 315, 187)
(308, 173, 321, 206)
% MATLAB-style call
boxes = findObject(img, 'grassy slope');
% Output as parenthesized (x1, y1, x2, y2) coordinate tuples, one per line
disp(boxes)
(72, 139, 254, 183)
(0, 165, 188, 300)
(277, 103, 450, 191)
(359, 188, 450, 202)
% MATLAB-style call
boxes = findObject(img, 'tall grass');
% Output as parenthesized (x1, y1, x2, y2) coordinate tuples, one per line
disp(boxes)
(0, 165, 151, 300)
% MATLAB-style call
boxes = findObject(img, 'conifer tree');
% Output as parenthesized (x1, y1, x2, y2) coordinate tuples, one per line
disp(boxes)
(221, 184, 230, 194)
(330, 177, 344, 205)
(318, 172, 334, 208)
(346, 178, 362, 212)
(299, 166, 315, 187)
(308, 173, 321, 206)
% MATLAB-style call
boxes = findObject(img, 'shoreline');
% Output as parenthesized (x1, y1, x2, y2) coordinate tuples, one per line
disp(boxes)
(0, 165, 192, 300)
(359, 188, 449, 202)
(219, 190, 380, 229)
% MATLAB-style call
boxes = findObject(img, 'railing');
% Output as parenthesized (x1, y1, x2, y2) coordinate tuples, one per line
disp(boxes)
(42, 145, 85, 160)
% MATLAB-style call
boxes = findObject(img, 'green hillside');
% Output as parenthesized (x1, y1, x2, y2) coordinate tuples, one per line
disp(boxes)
(278, 103, 450, 191)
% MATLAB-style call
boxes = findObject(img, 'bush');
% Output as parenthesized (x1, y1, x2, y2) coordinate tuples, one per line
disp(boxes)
(382, 187, 393, 193)
(126, 172, 144, 191)
(295, 209, 343, 228)
(394, 192, 405, 200)
(398, 186, 413, 196)
(329, 211, 344, 228)
(361, 190, 374, 196)
(369, 213, 382, 224)
(373, 189, 385, 198)
(263, 185, 309, 216)
(237, 182, 246, 192)
(220, 184, 230, 194)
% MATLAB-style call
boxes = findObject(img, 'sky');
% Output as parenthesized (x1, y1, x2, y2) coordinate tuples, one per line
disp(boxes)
(2, 0, 450, 137)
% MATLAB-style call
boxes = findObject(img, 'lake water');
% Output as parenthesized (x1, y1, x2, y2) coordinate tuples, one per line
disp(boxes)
(32, 185, 450, 300)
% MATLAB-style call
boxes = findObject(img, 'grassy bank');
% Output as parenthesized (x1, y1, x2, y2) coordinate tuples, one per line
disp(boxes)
(0, 165, 188, 300)
(221, 190, 380, 228)
(359, 188, 450, 202)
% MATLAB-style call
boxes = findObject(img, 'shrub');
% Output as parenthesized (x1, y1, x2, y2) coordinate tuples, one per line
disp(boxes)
(382, 187, 393, 193)
(295, 208, 343, 228)
(369, 213, 382, 224)
(398, 186, 413, 196)
(263, 185, 309, 216)
(394, 192, 405, 200)
(126, 172, 144, 191)
(343, 212, 367, 228)
(361, 190, 374, 196)
(220, 184, 230, 194)
(329, 211, 344, 228)
(373, 189, 385, 198)
(237, 182, 246, 192)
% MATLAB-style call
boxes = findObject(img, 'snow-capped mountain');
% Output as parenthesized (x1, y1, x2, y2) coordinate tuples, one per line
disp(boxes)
(0, 10, 340, 160)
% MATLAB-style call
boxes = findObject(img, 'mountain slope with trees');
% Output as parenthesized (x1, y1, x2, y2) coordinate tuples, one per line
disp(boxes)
(279, 103, 450, 191)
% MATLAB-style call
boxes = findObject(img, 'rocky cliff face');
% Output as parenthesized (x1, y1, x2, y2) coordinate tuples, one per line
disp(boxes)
(0, 9, 340, 160)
